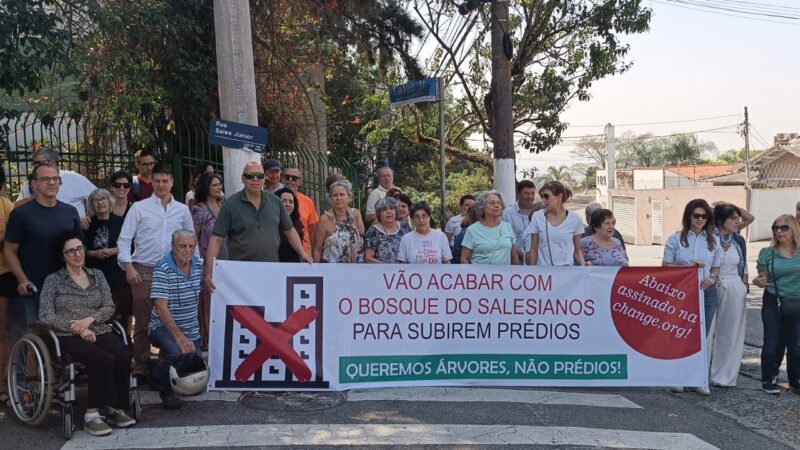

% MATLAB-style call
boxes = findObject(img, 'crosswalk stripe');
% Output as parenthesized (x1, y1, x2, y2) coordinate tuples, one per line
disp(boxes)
(139, 387, 642, 409)
(61, 424, 717, 449)
(347, 387, 643, 408)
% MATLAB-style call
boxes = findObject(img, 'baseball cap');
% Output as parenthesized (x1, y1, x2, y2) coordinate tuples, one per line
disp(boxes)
(263, 159, 282, 171)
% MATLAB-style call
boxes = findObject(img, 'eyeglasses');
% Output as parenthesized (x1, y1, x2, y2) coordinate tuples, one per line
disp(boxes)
(772, 224, 790, 233)
(63, 245, 84, 257)
(729, 216, 741, 222)
(111, 182, 131, 189)
(282, 174, 301, 181)
(691, 213, 708, 220)
(243, 172, 266, 180)
(34, 176, 62, 184)
(540, 193, 551, 200)
(139, 161, 156, 167)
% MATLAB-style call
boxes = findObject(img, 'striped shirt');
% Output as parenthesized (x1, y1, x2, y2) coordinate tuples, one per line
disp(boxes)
(148, 253, 203, 340)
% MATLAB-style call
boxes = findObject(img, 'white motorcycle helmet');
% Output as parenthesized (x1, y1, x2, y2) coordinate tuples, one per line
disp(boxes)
(169, 354, 208, 396)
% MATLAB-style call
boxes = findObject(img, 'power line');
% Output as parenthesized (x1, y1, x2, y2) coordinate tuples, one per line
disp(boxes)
(664, 0, 800, 20)
(652, 0, 800, 25)
(569, 113, 741, 128)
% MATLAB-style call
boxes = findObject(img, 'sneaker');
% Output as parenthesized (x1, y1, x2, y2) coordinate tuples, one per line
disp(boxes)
(669, 386, 685, 393)
(106, 408, 136, 428)
(84, 416, 112, 436)
(159, 391, 182, 410)
(762, 377, 780, 395)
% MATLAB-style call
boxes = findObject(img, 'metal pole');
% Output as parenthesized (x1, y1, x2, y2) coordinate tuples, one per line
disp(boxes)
(743, 106, 751, 189)
(438, 77, 447, 229)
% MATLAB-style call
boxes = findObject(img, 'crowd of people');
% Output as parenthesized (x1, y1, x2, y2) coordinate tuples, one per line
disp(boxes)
(0, 148, 799, 433)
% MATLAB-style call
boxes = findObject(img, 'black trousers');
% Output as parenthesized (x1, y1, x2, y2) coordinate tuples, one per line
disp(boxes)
(58, 332, 132, 409)
(761, 290, 800, 386)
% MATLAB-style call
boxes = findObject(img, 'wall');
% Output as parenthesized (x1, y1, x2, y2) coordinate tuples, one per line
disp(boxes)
(608, 186, 747, 245)
(633, 169, 663, 190)
(748, 188, 800, 241)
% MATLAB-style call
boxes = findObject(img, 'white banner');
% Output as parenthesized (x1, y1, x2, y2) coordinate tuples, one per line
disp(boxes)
(208, 262, 708, 391)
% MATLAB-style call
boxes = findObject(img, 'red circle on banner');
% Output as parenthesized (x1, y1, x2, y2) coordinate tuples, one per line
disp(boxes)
(609, 267, 701, 360)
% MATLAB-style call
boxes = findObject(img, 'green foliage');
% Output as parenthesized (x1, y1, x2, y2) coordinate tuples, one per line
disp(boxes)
(414, 0, 652, 154)
(405, 167, 491, 223)
(79, 0, 216, 151)
(616, 133, 717, 168)
(0, 0, 89, 117)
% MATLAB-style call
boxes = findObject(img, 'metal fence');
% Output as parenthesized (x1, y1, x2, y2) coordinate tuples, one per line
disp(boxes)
(1, 112, 360, 211)
(0, 113, 144, 197)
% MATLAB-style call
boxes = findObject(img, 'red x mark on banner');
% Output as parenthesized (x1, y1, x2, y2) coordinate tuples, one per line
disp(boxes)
(230, 305, 318, 383)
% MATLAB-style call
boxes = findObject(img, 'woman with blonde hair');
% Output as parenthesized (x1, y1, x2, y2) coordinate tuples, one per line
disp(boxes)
(314, 179, 365, 263)
(753, 214, 800, 395)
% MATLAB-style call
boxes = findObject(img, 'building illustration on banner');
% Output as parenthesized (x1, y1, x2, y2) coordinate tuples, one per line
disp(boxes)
(215, 276, 328, 389)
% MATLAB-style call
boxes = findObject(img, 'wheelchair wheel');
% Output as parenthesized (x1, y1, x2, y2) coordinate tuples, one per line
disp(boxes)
(130, 390, 142, 422)
(63, 404, 73, 440)
(7, 334, 54, 425)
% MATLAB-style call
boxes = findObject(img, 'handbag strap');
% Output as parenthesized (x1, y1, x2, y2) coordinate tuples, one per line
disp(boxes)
(772, 249, 782, 300)
(545, 213, 554, 265)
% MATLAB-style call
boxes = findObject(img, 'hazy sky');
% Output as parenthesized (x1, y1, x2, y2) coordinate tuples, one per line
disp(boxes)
(514, 0, 800, 176)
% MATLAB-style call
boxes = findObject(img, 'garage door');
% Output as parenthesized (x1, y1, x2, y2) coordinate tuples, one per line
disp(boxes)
(612, 196, 635, 244)
(652, 201, 663, 245)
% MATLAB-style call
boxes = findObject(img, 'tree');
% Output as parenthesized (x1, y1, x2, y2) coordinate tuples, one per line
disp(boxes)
(717, 147, 762, 163)
(0, 0, 92, 117)
(411, 1, 651, 153)
(571, 137, 606, 167)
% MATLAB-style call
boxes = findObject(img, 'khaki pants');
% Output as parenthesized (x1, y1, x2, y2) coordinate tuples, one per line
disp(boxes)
(130, 263, 155, 376)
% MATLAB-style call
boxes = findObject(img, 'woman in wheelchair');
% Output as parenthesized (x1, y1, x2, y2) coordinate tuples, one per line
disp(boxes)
(37, 231, 136, 436)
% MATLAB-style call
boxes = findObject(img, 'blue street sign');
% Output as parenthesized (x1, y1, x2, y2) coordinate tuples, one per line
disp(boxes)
(389, 78, 440, 107)
(208, 119, 268, 153)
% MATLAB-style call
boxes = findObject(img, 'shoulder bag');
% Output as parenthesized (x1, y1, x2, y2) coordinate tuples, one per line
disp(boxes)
(771, 249, 800, 319)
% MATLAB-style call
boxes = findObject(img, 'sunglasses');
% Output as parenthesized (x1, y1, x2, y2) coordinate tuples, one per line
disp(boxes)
(63, 245, 84, 257)
(111, 182, 131, 189)
(691, 213, 708, 220)
(773, 224, 790, 233)
(540, 193, 551, 200)
(282, 174, 301, 181)
(243, 172, 266, 180)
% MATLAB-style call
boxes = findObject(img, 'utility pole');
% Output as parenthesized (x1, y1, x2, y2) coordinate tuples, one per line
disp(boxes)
(213, 0, 261, 196)
(604, 123, 616, 208)
(743, 106, 751, 189)
(490, 0, 515, 204)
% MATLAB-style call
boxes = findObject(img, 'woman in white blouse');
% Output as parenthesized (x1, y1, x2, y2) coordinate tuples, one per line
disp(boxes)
(526, 181, 586, 266)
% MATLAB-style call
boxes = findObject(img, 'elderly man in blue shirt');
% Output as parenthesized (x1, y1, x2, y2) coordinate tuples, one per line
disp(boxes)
(148, 229, 204, 409)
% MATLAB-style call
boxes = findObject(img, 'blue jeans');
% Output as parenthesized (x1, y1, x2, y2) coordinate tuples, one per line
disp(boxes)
(148, 326, 201, 393)
(8, 296, 39, 343)
(761, 290, 800, 385)
(704, 285, 719, 336)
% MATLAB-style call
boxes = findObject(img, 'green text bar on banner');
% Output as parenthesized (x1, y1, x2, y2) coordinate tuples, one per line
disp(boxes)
(208, 262, 707, 392)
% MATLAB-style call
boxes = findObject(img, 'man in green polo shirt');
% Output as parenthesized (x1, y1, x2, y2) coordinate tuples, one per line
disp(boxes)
(204, 161, 310, 291)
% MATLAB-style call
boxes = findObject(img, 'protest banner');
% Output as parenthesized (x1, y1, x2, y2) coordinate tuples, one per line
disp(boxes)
(208, 262, 707, 391)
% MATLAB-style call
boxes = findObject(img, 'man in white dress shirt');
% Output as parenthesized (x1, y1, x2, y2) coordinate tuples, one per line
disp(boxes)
(117, 162, 194, 379)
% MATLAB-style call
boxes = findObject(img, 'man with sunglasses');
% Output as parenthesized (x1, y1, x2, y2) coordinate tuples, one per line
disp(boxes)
(282, 167, 319, 255)
(4, 163, 82, 344)
(14, 147, 97, 217)
(204, 162, 310, 292)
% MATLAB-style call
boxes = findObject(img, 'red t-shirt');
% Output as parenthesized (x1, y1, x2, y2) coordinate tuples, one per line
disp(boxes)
(128, 174, 154, 202)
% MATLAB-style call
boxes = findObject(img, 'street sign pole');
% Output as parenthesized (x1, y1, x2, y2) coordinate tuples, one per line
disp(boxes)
(438, 77, 447, 230)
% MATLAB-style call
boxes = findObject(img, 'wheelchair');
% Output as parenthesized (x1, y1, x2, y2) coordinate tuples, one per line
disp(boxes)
(4, 320, 142, 440)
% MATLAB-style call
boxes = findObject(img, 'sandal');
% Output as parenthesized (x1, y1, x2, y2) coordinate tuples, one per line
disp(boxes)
(0, 391, 10, 407)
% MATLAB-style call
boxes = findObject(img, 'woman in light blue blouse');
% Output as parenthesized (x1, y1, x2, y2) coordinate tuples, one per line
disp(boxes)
(663, 199, 721, 337)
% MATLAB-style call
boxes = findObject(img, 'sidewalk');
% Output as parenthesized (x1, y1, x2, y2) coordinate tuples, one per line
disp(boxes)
(627, 240, 793, 388)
